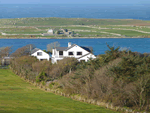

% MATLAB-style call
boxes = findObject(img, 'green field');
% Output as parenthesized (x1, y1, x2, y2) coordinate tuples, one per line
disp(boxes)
(0, 27, 46, 34)
(4, 31, 45, 34)
(75, 32, 110, 36)
(61, 26, 96, 30)
(0, 17, 150, 38)
(99, 29, 150, 37)
(0, 18, 150, 26)
(0, 69, 118, 113)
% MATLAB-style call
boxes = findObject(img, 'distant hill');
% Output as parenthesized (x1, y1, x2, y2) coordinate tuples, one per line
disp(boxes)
(0, 17, 150, 27)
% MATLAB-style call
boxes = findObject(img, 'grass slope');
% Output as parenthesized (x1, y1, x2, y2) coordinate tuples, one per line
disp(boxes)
(0, 69, 118, 113)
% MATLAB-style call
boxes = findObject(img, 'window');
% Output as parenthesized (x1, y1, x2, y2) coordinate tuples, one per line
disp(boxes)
(77, 52, 82, 55)
(68, 52, 73, 55)
(37, 52, 42, 56)
(59, 51, 63, 55)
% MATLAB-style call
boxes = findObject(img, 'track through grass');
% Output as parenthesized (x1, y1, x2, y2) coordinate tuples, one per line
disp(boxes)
(0, 69, 119, 113)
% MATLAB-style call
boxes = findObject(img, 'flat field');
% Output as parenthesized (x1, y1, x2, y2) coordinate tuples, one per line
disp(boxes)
(0, 69, 118, 113)
(0, 17, 150, 38)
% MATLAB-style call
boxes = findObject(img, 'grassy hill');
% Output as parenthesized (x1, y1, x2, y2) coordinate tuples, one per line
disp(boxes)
(0, 18, 150, 26)
(0, 69, 118, 113)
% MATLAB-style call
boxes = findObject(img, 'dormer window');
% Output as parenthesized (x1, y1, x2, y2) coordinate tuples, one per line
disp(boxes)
(37, 52, 42, 56)
(77, 52, 82, 55)
(68, 52, 73, 55)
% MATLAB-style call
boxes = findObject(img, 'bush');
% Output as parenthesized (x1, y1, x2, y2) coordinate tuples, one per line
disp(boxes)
(10, 56, 38, 80)
(108, 54, 150, 83)
(49, 57, 78, 79)
(36, 71, 47, 83)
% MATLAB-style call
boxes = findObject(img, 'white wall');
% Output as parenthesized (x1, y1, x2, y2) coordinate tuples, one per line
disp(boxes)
(31, 50, 50, 61)
(52, 49, 60, 57)
(63, 45, 89, 58)
(51, 44, 96, 63)
(78, 53, 96, 62)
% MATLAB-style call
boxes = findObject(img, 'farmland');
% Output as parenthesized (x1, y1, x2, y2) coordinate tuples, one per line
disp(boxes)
(0, 17, 150, 38)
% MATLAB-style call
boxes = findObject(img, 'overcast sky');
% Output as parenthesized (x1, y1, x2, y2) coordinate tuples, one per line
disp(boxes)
(0, 0, 150, 4)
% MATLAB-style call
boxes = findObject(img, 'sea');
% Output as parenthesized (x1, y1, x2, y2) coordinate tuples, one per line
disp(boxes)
(1, 38, 150, 55)
(0, 4, 150, 55)
(0, 4, 150, 20)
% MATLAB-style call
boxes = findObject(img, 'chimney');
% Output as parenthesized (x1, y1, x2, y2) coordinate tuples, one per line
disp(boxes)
(30, 45, 31, 52)
(68, 42, 71, 47)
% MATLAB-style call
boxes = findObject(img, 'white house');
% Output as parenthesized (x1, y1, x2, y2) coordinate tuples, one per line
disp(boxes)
(41, 29, 54, 36)
(51, 42, 96, 63)
(31, 48, 50, 61)
(47, 29, 54, 34)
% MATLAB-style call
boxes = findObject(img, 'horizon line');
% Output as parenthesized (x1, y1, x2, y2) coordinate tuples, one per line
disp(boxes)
(0, 3, 149, 5)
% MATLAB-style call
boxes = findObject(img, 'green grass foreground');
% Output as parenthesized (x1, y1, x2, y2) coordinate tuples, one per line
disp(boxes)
(0, 69, 118, 113)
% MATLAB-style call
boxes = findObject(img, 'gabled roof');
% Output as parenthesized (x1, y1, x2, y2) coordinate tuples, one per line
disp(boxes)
(55, 47, 68, 51)
(31, 48, 40, 54)
(55, 44, 93, 53)
(64, 44, 76, 51)
(80, 46, 93, 52)
(77, 53, 91, 59)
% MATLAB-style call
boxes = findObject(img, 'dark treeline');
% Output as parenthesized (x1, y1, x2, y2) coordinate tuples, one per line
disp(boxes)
(1, 44, 150, 112)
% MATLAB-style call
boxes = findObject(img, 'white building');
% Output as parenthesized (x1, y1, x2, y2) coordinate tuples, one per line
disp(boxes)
(51, 42, 96, 64)
(47, 29, 54, 34)
(41, 29, 54, 36)
(31, 48, 50, 61)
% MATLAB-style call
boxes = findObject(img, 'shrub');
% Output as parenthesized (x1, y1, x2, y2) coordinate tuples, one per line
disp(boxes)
(36, 71, 47, 83)
(49, 57, 78, 79)
(108, 54, 150, 83)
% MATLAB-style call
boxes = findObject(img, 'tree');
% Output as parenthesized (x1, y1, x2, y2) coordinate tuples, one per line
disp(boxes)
(0, 46, 12, 58)
(136, 74, 150, 111)
(43, 50, 49, 54)
(104, 43, 120, 63)
(11, 44, 35, 57)
(129, 74, 150, 111)
(47, 42, 60, 54)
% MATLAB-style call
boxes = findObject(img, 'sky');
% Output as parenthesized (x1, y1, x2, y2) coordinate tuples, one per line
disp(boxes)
(0, 0, 150, 4)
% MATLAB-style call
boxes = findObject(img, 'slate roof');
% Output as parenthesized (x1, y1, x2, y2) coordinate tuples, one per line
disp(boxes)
(55, 47, 68, 51)
(31, 48, 40, 54)
(80, 46, 93, 52)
